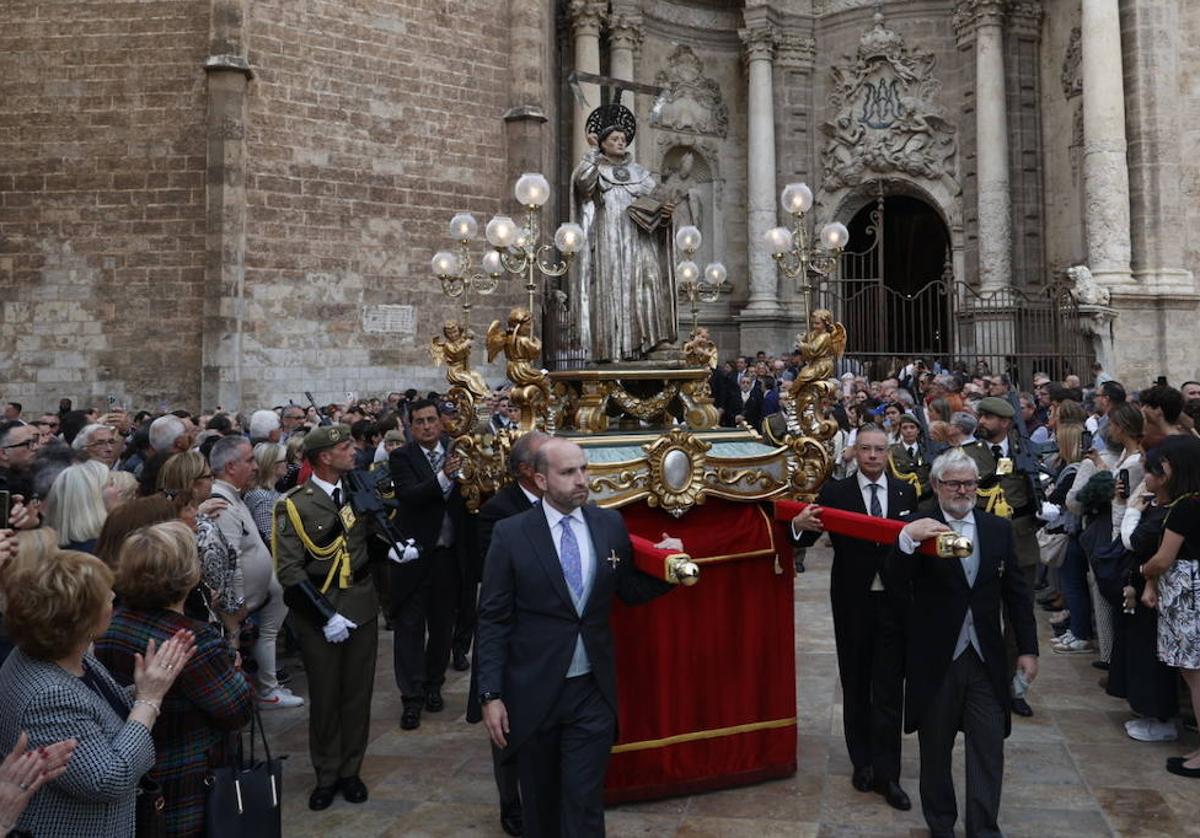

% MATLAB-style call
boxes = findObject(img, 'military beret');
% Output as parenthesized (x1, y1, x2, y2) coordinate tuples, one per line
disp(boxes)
(303, 423, 351, 454)
(977, 397, 1015, 418)
(383, 429, 406, 443)
(898, 413, 920, 427)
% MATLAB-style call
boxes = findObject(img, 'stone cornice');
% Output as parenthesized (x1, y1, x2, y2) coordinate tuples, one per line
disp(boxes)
(776, 31, 816, 70)
(568, 0, 608, 37)
(1007, 1, 1042, 36)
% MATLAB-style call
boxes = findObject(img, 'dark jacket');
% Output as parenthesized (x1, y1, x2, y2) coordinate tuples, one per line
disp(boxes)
(724, 386, 763, 429)
(795, 473, 917, 605)
(887, 507, 1038, 736)
(389, 438, 474, 579)
(475, 503, 673, 758)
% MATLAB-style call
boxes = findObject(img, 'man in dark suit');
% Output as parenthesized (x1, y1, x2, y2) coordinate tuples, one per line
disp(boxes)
(791, 425, 917, 811)
(724, 372, 763, 429)
(389, 398, 472, 730)
(476, 438, 677, 837)
(890, 447, 1039, 838)
(467, 430, 550, 837)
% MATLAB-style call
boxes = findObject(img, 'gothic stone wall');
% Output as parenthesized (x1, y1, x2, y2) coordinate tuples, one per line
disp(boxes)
(0, 0, 210, 413)
(241, 0, 521, 409)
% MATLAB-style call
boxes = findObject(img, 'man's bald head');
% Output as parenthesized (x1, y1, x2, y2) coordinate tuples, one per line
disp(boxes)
(534, 438, 590, 513)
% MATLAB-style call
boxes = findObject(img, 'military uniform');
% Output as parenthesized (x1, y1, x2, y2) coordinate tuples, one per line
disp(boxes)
(273, 426, 379, 794)
(888, 441, 932, 500)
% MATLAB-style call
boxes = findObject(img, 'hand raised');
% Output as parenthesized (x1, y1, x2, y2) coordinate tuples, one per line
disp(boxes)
(902, 518, 953, 544)
(134, 629, 196, 703)
(654, 532, 684, 551)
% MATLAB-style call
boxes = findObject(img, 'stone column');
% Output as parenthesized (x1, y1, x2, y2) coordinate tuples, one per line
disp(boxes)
(503, 0, 550, 184)
(1080, 0, 1133, 289)
(202, 0, 252, 411)
(739, 23, 781, 316)
(608, 9, 642, 159)
(957, 0, 1012, 292)
(1120, 0, 1191, 292)
(569, 0, 607, 167)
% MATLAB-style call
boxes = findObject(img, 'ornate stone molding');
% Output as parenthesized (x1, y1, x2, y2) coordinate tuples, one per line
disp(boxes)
(650, 45, 729, 138)
(1061, 26, 1082, 99)
(776, 31, 816, 70)
(953, 0, 1008, 43)
(568, 0, 608, 37)
(820, 13, 959, 193)
(609, 12, 644, 53)
(1008, 1, 1043, 34)
(739, 24, 778, 63)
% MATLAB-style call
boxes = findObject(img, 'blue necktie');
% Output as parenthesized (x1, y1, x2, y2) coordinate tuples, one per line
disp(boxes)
(869, 482, 882, 517)
(559, 518, 584, 599)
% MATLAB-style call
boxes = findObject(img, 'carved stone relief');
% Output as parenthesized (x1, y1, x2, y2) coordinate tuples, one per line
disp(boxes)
(650, 44, 729, 138)
(820, 14, 959, 193)
(1061, 27, 1082, 99)
(659, 145, 715, 267)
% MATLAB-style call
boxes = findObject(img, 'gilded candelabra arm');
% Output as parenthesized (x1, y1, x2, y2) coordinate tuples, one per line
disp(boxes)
(499, 248, 530, 276)
(534, 244, 571, 277)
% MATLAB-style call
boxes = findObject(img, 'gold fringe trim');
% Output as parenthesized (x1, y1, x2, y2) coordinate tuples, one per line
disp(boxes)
(610, 716, 796, 755)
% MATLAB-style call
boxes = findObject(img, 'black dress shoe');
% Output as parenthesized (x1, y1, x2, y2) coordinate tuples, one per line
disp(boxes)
(401, 705, 421, 730)
(1166, 761, 1200, 778)
(500, 800, 523, 836)
(874, 779, 912, 811)
(1011, 697, 1034, 717)
(425, 688, 445, 712)
(851, 765, 874, 792)
(339, 776, 369, 803)
(308, 785, 337, 811)
(452, 652, 470, 672)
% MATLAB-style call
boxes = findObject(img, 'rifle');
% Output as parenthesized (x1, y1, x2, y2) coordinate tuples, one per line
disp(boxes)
(304, 391, 332, 427)
(343, 466, 413, 560)
(1005, 388, 1055, 504)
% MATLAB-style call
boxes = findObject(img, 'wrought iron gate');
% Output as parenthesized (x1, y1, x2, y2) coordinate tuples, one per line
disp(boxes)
(813, 196, 1093, 388)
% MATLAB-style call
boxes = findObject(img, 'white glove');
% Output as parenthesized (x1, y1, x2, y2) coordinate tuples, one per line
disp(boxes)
(387, 538, 420, 564)
(322, 613, 357, 644)
(1037, 501, 1062, 523)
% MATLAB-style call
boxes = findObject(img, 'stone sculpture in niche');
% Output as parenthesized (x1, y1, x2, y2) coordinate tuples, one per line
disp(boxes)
(820, 13, 958, 193)
(659, 147, 714, 267)
(651, 44, 729, 138)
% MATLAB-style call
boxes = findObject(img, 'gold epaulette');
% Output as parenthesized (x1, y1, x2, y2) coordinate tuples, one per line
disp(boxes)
(976, 484, 1012, 518)
(887, 450, 923, 497)
(271, 490, 354, 594)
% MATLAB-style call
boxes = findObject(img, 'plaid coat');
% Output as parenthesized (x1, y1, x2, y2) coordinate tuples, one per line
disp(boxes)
(0, 649, 154, 838)
(95, 609, 253, 838)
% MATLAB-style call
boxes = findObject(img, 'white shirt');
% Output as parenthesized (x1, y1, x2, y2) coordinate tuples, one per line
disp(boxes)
(419, 442, 454, 495)
(309, 473, 343, 502)
(858, 472, 888, 590)
(898, 509, 983, 660)
(519, 485, 541, 505)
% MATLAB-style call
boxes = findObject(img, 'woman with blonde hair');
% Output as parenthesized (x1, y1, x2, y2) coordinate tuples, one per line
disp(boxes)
(96, 522, 253, 837)
(43, 460, 110, 552)
(244, 443, 286, 545)
(0, 548, 194, 837)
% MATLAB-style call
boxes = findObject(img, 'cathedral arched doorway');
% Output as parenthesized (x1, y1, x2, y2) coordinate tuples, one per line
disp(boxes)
(817, 192, 952, 378)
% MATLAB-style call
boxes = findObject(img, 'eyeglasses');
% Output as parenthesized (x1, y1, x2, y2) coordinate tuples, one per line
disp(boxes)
(2, 439, 38, 450)
(939, 479, 979, 492)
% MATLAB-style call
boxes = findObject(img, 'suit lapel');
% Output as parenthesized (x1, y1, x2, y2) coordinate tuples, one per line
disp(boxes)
(580, 506, 608, 612)
(931, 507, 970, 589)
(523, 504, 577, 613)
(409, 444, 435, 480)
(843, 475, 868, 515)
(886, 475, 908, 520)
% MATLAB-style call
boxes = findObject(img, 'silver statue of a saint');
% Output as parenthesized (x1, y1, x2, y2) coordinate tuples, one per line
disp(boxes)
(570, 100, 677, 363)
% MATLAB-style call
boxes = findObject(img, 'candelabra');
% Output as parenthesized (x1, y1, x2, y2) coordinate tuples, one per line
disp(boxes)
(673, 225, 727, 333)
(432, 173, 584, 323)
(762, 182, 850, 302)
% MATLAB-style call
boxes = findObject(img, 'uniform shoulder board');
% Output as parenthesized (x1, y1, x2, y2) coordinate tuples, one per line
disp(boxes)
(278, 483, 307, 503)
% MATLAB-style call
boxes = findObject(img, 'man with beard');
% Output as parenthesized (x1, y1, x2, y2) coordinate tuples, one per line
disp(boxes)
(476, 439, 677, 837)
(892, 448, 1038, 838)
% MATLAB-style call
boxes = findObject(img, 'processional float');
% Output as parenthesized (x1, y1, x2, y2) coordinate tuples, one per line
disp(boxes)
(427, 98, 965, 801)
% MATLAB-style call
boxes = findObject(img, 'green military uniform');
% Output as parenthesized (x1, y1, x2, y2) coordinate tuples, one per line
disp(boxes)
(273, 425, 380, 791)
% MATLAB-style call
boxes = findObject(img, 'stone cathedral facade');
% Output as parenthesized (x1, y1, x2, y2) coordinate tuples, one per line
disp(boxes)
(0, 0, 1196, 411)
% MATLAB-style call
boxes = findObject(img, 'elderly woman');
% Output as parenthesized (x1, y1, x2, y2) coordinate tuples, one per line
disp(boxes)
(158, 453, 243, 640)
(43, 460, 110, 552)
(244, 442, 286, 545)
(1138, 435, 1200, 778)
(96, 522, 253, 837)
(0, 548, 194, 837)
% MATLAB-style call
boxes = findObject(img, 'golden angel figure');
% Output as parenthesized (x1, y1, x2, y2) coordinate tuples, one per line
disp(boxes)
(486, 307, 550, 428)
(682, 326, 718, 370)
(793, 308, 847, 386)
(430, 320, 491, 402)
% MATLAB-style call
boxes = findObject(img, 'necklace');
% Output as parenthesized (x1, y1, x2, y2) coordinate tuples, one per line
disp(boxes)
(611, 166, 630, 182)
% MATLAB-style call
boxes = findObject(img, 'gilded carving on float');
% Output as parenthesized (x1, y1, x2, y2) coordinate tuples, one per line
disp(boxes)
(642, 429, 711, 518)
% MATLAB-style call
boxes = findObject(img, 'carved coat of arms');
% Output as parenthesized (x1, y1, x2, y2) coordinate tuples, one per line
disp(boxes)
(821, 14, 958, 193)
(651, 45, 729, 138)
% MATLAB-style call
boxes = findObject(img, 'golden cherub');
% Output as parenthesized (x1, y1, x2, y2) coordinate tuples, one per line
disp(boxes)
(683, 326, 718, 370)
(486, 306, 550, 428)
(430, 320, 491, 402)
(793, 308, 847, 386)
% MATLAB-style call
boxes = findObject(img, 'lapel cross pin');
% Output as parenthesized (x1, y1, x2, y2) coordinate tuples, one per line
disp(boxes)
(607, 549, 621, 569)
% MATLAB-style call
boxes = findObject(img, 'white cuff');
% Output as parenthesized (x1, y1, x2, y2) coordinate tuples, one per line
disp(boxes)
(898, 530, 918, 555)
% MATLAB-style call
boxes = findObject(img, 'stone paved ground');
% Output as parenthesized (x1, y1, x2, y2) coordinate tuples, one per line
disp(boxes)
(262, 541, 1200, 837)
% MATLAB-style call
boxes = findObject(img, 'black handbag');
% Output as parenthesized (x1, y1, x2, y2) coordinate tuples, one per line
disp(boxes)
(204, 704, 284, 838)
(134, 776, 166, 838)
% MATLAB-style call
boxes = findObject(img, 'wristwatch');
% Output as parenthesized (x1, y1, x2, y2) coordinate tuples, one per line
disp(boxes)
(479, 691, 502, 705)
